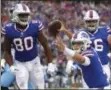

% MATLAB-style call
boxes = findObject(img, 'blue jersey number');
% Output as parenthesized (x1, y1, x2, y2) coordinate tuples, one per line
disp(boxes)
(13, 36, 33, 51)
(93, 39, 103, 52)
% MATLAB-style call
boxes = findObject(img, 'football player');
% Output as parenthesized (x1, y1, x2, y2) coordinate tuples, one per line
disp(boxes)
(54, 31, 110, 89)
(2, 3, 52, 89)
(1, 7, 34, 89)
(83, 10, 111, 82)
(59, 10, 111, 83)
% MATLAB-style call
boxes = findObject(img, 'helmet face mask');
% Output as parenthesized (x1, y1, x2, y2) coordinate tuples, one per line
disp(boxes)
(71, 41, 84, 53)
(71, 32, 91, 53)
(85, 19, 99, 33)
(84, 10, 100, 33)
(17, 13, 30, 25)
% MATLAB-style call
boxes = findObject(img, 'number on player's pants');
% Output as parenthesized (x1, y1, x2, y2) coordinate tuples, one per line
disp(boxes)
(13, 37, 33, 51)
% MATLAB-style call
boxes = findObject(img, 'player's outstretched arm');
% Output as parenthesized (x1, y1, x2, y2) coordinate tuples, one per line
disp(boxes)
(3, 36, 13, 66)
(38, 31, 53, 64)
(55, 36, 90, 66)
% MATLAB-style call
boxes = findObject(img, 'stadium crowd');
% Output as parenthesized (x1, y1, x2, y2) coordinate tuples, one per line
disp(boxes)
(2, 0, 111, 56)
(1, 0, 111, 89)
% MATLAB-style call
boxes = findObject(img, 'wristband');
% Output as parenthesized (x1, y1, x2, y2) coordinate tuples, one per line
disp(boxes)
(1, 59, 6, 66)
(63, 46, 75, 57)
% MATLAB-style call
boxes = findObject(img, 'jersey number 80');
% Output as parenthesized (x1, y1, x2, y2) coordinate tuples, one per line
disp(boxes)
(13, 36, 33, 51)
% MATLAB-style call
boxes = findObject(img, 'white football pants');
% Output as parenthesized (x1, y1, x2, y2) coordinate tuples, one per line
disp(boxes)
(14, 56, 44, 89)
(103, 63, 111, 82)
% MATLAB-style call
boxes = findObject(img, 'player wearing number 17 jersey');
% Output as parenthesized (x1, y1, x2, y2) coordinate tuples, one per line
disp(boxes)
(55, 31, 110, 88)
(58, 10, 111, 88)
(2, 4, 52, 89)
(83, 10, 111, 82)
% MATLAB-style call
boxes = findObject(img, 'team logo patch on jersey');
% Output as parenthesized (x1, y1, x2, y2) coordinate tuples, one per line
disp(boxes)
(81, 32, 89, 38)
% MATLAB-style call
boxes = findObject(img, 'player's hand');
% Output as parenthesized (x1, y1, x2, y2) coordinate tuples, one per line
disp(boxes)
(55, 36, 65, 52)
(1, 59, 6, 72)
(58, 21, 67, 32)
(48, 20, 61, 38)
(10, 65, 18, 74)
(47, 63, 57, 74)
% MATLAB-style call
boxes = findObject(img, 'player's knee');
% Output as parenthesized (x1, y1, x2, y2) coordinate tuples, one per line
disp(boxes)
(15, 65, 29, 89)
(16, 65, 28, 78)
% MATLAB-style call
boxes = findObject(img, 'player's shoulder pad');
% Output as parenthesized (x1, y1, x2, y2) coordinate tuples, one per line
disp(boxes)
(2, 23, 13, 35)
(78, 30, 90, 38)
(31, 20, 38, 24)
(106, 26, 111, 34)
(99, 26, 111, 34)
(81, 50, 94, 57)
(4, 23, 13, 28)
(31, 20, 42, 25)
(98, 25, 110, 31)
(31, 20, 44, 31)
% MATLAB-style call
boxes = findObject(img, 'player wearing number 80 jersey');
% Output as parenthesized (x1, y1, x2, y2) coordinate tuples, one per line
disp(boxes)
(55, 32, 110, 88)
(2, 4, 53, 89)
(2, 20, 43, 62)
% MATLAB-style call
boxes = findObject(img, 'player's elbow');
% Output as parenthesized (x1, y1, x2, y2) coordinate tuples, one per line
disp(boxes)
(4, 49, 11, 55)
(42, 42, 50, 51)
(81, 56, 91, 66)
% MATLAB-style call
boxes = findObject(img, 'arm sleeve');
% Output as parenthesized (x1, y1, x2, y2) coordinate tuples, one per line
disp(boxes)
(107, 30, 111, 35)
(38, 20, 44, 31)
(106, 26, 111, 35)
(81, 50, 94, 66)
(1, 26, 6, 35)
(81, 56, 91, 66)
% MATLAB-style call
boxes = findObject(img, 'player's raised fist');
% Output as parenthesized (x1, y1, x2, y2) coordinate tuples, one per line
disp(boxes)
(48, 20, 62, 38)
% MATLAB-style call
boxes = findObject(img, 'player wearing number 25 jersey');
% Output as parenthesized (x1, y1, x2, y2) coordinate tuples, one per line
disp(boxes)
(2, 4, 52, 89)
(83, 10, 111, 82)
